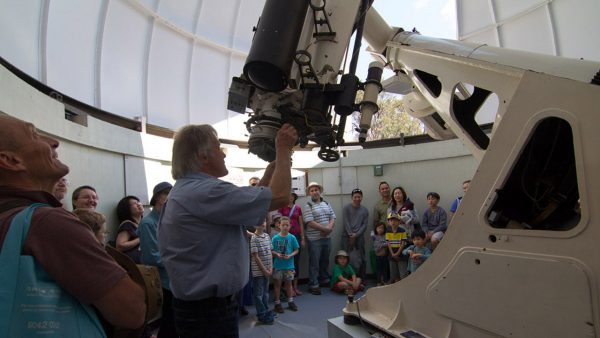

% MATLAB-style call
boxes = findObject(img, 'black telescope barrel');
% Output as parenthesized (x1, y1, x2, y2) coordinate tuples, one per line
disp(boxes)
(243, 0, 309, 92)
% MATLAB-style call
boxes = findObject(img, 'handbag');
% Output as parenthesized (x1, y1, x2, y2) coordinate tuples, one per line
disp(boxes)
(287, 204, 296, 218)
(0, 203, 106, 337)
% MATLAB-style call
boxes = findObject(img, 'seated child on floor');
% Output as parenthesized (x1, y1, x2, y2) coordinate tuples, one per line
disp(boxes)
(331, 250, 363, 294)
(402, 229, 431, 273)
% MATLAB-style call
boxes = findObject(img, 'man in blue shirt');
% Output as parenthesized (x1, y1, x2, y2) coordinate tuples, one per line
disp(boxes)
(139, 181, 175, 338)
(158, 123, 297, 338)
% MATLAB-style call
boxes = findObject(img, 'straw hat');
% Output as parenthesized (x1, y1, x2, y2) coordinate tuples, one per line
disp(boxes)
(307, 182, 322, 192)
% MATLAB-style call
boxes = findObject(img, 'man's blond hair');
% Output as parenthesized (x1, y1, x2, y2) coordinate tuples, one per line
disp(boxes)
(171, 124, 218, 179)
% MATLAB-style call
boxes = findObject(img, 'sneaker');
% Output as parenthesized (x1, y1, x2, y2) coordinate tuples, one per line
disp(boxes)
(288, 301, 298, 311)
(274, 303, 284, 313)
(308, 287, 321, 295)
(256, 319, 274, 325)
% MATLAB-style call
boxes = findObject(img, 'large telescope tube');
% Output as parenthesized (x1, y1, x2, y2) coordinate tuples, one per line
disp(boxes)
(243, 0, 309, 92)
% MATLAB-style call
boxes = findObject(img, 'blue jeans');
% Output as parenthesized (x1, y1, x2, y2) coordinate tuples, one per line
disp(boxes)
(173, 295, 239, 338)
(252, 276, 272, 322)
(307, 237, 331, 288)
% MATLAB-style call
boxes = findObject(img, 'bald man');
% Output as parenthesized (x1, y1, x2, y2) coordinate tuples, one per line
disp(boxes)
(0, 114, 145, 331)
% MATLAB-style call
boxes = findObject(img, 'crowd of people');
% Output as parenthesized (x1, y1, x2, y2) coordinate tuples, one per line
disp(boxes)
(0, 113, 470, 337)
(0, 115, 146, 337)
(246, 178, 468, 325)
(279, 180, 468, 293)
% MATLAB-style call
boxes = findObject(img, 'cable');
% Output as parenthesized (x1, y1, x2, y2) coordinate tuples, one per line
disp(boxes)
(349, 292, 376, 336)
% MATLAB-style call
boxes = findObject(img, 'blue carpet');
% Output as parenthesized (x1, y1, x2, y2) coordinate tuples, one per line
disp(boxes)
(239, 283, 368, 338)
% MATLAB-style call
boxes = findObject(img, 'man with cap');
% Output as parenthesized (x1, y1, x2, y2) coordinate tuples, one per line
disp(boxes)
(139, 181, 176, 337)
(342, 188, 369, 280)
(302, 181, 336, 295)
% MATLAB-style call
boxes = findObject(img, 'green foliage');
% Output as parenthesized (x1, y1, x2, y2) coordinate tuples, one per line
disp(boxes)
(352, 92, 425, 141)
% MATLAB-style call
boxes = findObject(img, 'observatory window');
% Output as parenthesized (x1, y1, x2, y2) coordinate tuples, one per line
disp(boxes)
(414, 70, 441, 98)
(487, 117, 580, 231)
(451, 83, 496, 150)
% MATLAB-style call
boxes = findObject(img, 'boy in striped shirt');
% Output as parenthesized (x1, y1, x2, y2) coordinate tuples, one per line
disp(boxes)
(386, 213, 408, 283)
(250, 220, 275, 325)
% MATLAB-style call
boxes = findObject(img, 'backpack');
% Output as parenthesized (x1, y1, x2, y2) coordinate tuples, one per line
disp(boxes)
(306, 198, 329, 209)
(0, 203, 106, 337)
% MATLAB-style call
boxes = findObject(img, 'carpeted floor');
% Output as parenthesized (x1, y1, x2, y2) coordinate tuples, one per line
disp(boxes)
(239, 283, 368, 338)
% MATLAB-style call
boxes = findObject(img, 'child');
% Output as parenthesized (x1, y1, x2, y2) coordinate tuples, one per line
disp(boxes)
(271, 216, 300, 313)
(421, 192, 448, 250)
(331, 250, 363, 294)
(371, 221, 389, 286)
(73, 208, 107, 245)
(250, 220, 275, 324)
(270, 212, 282, 237)
(402, 229, 431, 273)
(386, 213, 408, 283)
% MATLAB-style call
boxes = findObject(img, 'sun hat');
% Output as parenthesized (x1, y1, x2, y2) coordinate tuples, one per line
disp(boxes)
(150, 182, 172, 205)
(307, 182, 322, 192)
(336, 250, 349, 258)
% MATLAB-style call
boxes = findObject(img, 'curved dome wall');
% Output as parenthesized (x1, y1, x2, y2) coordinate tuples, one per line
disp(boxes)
(1, 0, 598, 141)
(457, 0, 600, 62)
(0, 0, 264, 139)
